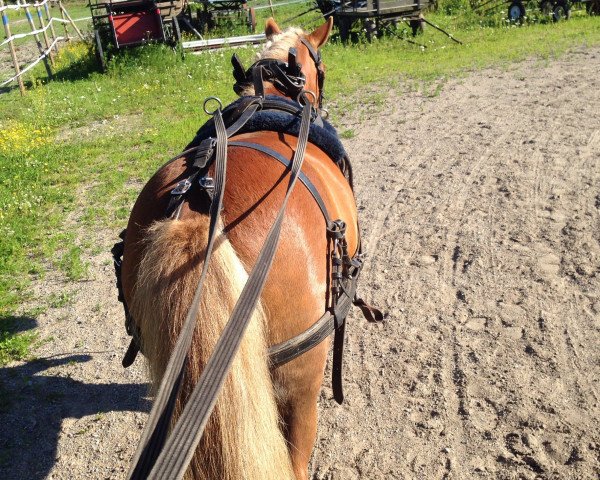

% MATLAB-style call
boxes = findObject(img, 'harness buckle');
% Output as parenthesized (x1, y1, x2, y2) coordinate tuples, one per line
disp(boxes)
(171, 178, 192, 196)
(199, 176, 215, 191)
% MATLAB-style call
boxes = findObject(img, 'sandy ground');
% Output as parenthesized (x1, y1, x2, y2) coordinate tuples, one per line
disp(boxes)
(1, 48, 599, 479)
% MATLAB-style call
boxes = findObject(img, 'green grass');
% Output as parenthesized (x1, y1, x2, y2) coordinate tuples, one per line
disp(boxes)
(0, 319, 38, 366)
(0, 9, 600, 352)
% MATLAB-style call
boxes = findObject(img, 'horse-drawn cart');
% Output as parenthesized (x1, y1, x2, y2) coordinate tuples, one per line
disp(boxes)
(192, 0, 257, 34)
(90, 0, 182, 71)
(317, 0, 435, 41)
(506, 0, 600, 21)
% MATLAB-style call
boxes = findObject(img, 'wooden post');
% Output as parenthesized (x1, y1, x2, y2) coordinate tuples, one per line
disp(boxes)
(19, 0, 53, 77)
(58, 0, 70, 41)
(43, 0, 59, 54)
(268, 0, 275, 17)
(58, 1, 84, 41)
(35, 3, 54, 65)
(0, 0, 26, 94)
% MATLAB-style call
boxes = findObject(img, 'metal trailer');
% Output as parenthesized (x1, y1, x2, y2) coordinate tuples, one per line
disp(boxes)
(506, 0, 599, 22)
(90, 0, 182, 71)
(316, 0, 436, 42)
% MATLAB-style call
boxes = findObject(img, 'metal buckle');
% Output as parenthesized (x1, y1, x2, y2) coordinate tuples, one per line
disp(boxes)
(199, 176, 215, 191)
(171, 178, 192, 196)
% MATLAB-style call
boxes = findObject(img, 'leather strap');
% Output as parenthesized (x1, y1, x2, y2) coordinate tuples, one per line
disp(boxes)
(228, 140, 333, 229)
(134, 99, 314, 480)
(127, 107, 230, 480)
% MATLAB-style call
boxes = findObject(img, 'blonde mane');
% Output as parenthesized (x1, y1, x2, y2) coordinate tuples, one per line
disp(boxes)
(239, 27, 305, 96)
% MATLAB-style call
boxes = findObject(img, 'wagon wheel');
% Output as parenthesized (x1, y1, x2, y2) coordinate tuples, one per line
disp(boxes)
(363, 19, 376, 42)
(94, 29, 107, 73)
(198, 10, 213, 33)
(540, 0, 553, 18)
(552, 0, 570, 20)
(409, 14, 425, 36)
(247, 7, 256, 33)
(508, 1, 525, 21)
(587, 0, 600, 14)
(337, 17, 351, 43)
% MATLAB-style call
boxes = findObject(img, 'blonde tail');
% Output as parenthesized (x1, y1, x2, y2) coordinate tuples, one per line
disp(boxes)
(129, 216, 295, 480)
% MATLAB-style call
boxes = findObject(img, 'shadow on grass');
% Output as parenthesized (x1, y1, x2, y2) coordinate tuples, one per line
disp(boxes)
(0, 352, 150, 479)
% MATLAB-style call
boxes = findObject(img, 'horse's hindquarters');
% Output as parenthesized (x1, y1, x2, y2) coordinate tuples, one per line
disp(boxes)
(123, 213, 294, 480)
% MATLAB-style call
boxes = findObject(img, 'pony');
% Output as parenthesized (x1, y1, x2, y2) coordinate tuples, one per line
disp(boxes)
(119, 17, 369, 480)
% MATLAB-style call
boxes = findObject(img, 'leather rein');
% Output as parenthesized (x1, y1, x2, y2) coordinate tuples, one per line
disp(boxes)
(115, 40, 382, 480)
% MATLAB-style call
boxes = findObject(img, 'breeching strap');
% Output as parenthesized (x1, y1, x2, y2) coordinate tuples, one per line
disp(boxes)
(128, 98, 314, 480)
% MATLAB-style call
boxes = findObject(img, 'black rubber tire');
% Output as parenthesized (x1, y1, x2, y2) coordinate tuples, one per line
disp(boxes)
(553, 1, 570, 20)
(247, 7, 256, 33)
(94, 29, 107, 73)
(508, 1, 526, 21)
(409, 16, 425, 36)
(540, 0, 553, 17)
(338, 18, 351, 43)
(586, 0, 599, 14)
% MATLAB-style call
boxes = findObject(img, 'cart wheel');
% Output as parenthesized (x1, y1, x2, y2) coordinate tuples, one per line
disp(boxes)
(338, 18, 351, 43)
(587, 0, 600, 14)
(172, 17, 182, 45)
(94, 29, 107, 73)
(363, 19, 376, 42)
(247, 7, 256, 33)
(540, 0, 553, 17)
(553, 1, 570, 20)
(508, 1, 526, 21)
(409, 15, 425, 36)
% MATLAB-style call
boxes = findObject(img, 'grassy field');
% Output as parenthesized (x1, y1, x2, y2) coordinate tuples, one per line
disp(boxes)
(1, 5, 600, 363)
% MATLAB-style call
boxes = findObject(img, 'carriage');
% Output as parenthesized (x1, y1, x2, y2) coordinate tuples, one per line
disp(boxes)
(191, 0, 257, 34)
(90, 0, 182, 71)
(316, 0, 436, 41)
(506, 0, 600, 22)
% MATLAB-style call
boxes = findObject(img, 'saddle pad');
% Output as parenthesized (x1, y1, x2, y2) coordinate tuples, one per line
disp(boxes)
(189, 95, 348, 164)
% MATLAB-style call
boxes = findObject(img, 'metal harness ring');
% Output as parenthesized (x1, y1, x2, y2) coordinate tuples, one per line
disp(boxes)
(297, 90, 317, 107)
(203, 96, 223, 115)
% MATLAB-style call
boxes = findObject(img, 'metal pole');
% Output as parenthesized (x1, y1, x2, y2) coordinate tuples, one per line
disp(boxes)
(420, 17, 463, 45)
(19, 0, 53, 77)
(0, 0, 26, 94)
(36, 2, 54, 65)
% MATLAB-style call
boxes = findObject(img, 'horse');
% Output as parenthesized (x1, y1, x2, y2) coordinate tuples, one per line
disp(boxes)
(118, 17, 374, 480)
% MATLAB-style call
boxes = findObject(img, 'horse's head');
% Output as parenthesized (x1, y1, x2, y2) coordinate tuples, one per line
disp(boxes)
(233, 17, 334, 109)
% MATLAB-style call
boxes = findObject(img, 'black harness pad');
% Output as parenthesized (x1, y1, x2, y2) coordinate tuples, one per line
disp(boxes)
(189, 95, 348, 164)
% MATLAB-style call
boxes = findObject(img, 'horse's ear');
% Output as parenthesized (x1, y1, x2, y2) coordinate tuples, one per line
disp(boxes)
(308, 17, 334, 48)
(265, 18, 282, 38)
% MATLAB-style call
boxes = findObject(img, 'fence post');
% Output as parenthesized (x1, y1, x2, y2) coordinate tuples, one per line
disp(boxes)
(44, 0, 59, 54)
(58, 0, 70, 41)
(36, 1, 55, 65)
(0, 0, 26, 94)
(19, 0, 53, 77)
(58, 1, 84, 41)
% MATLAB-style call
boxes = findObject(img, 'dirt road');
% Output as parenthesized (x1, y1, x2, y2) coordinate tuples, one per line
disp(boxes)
(1, 48, 599, 479)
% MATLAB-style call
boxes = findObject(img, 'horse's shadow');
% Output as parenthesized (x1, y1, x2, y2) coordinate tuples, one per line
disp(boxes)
(0, 318, 150, 480)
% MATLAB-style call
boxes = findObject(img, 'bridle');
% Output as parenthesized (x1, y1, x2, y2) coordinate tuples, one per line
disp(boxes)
(232, 37, 326, 109)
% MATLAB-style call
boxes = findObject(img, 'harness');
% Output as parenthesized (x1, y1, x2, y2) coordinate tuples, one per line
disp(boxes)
(115, 41, 382, 480)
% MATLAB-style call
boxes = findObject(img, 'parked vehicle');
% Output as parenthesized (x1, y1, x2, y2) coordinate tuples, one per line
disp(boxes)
(90, 0, 182, 71)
